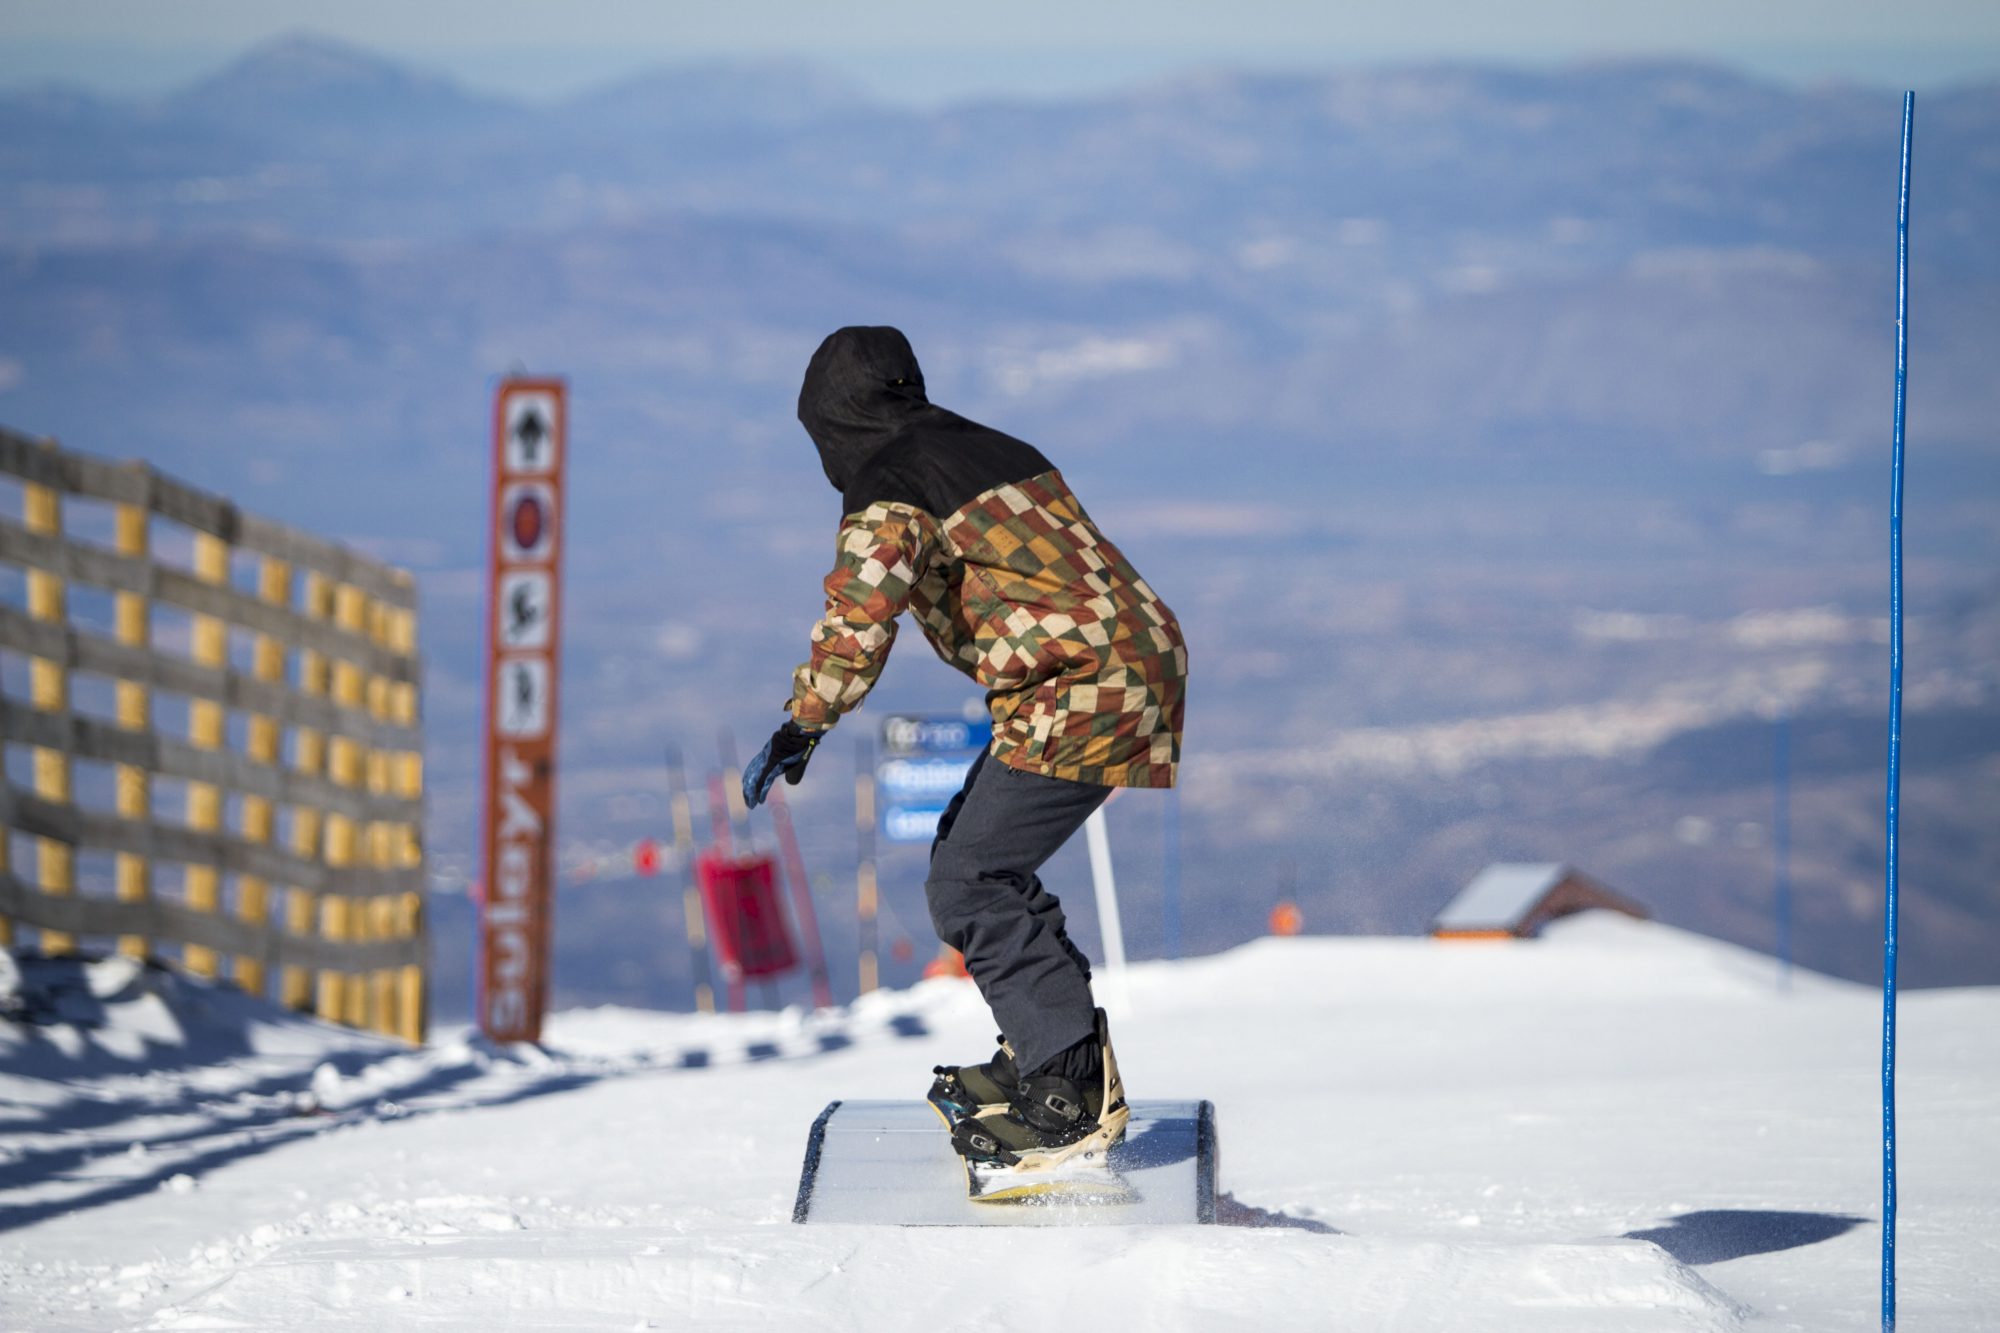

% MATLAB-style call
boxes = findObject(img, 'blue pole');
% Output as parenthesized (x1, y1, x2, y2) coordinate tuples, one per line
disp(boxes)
(1774, 709, 1791, 991)
(1162, 784, 1182, 961)
(1881, 88, 1914, 1333)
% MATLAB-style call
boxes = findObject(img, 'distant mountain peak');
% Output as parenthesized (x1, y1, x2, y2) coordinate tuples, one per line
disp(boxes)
(161, 30, 515, 134)
(185, 31, 437, 95)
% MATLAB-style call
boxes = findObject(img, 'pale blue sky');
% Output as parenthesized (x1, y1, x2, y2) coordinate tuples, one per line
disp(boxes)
(4, 0, 1997, 103)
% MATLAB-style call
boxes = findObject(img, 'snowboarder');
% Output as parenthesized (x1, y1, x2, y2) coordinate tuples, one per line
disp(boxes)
(743, 326, 1187, 1180)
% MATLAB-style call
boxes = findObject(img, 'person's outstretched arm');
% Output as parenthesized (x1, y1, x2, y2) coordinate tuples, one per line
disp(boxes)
(743, 501, 937, 806)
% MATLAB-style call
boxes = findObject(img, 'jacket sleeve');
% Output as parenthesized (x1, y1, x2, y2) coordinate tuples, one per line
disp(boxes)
(788, 501, 938, 729)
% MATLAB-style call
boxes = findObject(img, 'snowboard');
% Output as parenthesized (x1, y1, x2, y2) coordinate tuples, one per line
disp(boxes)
(925, 1084, 1135, 1204)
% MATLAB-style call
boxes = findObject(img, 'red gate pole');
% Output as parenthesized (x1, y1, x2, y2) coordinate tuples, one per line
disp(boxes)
(705, 773, 744, 1012)
(768, 783, 833, 1009)
(706, 772, 733, 855)
(665, 745, 715, 1014)
(718, 728, 753, 852)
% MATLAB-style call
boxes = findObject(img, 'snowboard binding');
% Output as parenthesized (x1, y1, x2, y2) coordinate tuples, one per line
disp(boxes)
(925, 1035, 1019, 1129)
(936, 1009, 1134, 1204)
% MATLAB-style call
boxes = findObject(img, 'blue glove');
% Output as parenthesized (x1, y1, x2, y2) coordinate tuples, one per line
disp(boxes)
(743, 720, 823, 809)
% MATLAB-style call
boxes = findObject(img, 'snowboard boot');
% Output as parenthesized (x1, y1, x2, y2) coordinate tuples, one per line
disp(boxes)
(926, 1035, 1018, 1127)
(951, 1007, 1129, 1171)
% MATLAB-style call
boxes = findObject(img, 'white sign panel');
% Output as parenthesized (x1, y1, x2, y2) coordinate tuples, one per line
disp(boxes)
(495, 657, 550, 738)
(499, 481, 558, 563)
(497, 569, 553, 650)
(505, 392, 560, 474)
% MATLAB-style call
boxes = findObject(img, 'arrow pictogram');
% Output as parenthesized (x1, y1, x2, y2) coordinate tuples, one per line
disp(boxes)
(514, 408, 547, 463)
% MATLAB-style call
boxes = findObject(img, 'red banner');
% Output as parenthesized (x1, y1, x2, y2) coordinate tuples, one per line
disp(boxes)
(478, 378, 567, 1043)
(697, 851, 798, 981)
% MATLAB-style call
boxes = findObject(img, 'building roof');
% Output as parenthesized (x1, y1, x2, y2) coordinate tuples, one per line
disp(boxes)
(1433, 862, 1569, 932)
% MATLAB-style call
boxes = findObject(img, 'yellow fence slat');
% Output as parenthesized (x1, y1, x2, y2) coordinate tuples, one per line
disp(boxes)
(365, 596, 397, 1038)
(319, 823, 357, 1025)
(24, 481, 74, 955)
(292, 570, 332, 1016)
(180, 533, 228, 977)
(389, 592, 425, 1043)
(326, 582, 369, 1029)
(113, 502, 151, 958)
(234, 554, 290, 995)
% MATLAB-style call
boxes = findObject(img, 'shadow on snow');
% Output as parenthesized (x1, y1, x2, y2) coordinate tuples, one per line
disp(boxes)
(1624, 1209, 1867, 1265)
(0, 1007, 933, 1235)
(1215, 1192, 1343, 1233)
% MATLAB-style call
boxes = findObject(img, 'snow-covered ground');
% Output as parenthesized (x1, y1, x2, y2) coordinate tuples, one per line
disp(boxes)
(2, 915, 1993, 1331)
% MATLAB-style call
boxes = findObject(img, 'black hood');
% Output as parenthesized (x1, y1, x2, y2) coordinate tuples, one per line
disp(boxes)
(797, 326, 936, 492)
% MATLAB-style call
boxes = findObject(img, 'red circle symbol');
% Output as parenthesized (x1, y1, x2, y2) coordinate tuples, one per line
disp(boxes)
(511, 493, 546, 552)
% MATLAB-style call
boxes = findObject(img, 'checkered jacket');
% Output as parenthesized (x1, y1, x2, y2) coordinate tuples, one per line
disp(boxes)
(788, 468, 1185, 788)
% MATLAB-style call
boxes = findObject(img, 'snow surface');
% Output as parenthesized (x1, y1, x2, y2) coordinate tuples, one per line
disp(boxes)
(2, 915, 1995, 1330)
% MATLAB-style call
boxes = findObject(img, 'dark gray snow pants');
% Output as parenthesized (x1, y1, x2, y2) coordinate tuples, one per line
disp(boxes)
(924, 748, 1110, 1077)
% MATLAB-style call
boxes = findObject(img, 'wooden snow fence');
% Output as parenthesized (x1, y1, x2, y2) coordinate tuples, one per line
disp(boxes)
(0, 427, 427, 1043)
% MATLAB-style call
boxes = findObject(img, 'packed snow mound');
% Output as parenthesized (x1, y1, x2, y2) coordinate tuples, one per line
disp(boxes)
(139, 1226, 1745, 1332)
(1157, 911, 1855, 1008)
(3, 916, 1996, 1331)
(0, 953, 400, 1081)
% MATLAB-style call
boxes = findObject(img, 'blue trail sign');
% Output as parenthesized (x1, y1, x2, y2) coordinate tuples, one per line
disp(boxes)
(876, 714, 990, 842)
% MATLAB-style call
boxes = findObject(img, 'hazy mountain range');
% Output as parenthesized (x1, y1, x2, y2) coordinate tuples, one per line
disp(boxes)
(1, 35, 1995, 1013)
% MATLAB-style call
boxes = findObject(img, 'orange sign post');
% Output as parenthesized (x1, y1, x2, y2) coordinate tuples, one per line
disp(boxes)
(477, 378, 567, 1043)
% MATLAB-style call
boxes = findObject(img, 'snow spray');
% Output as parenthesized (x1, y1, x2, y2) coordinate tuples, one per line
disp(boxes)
(1880, 88, 1913, 1333)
